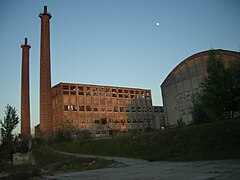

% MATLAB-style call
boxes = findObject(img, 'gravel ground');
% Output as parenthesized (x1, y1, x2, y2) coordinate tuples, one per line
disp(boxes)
(39, 152, 240, 180)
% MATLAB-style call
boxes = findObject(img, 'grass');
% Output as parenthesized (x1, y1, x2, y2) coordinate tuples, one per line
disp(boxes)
(32, 145, 72, 166)
(1, 117, 239, 178)
(52, 117, 240, 161)
(32, 145, 114, 174)
(0, 145, 114, 179)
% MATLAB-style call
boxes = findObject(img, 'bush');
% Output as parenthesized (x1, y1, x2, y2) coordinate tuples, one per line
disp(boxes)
(73, 129, 92, 141)
(55, 128, 73, 142)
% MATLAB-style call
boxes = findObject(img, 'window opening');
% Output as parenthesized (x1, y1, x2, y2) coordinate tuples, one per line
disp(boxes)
(78, 86, 84, 90)
(70, 86, 76, 90)
(86, 106, 91, 111)
(70, 91, 76, 95)
(120, 107, 125, 112)
(114, 107, 118, 112)
(63, 85, 69, 90)
(78, 92, 84, 95)
(63, 91, 69, 95)
(79, 106, 85, 111)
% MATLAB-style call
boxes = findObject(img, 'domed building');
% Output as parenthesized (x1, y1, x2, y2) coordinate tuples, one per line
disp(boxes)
(161, 49, 240, 126)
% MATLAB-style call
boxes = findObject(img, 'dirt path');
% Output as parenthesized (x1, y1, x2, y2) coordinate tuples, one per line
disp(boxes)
(42, 152, 240, 180)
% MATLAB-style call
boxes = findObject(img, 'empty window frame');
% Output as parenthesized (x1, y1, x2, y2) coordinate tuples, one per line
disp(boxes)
(94, 120, 100, 124)
(78, 91, 84, 95)
(131, 107, 136, 112)
(70, 86, 76, 90)
(118, 89, 123, 93)
(124, 90, 128, 93)
(93, 107, 98, 112)
(146, 92, 150, 97)
(92, 88, 98, 96)
(63, 85, 69, 90)
(64, 105, 77, 111)
(119, 94, 123, 98)
(137, 107, 141, 112)
(121, 119, 125, 124)
(86, 106, 91, 111)
(79, 106, 85, 111)
(78, 86, 84, 90)
(99, 88, 104, 92)
(63, 91, 69, 95)
(73, 105, 77, 111)
(147, 107, 152, 112)
(114, 107, 118, 112)
(142, 107, 147, 112)
(126, 107, 130, 112)
(120, 107, 125, 112)
(64, 105, 68, 111)
(99, 92, 104, 96)
(70, 91, 76, 95)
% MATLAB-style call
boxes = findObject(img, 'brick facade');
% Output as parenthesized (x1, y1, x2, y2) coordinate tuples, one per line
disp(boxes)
(51, 83, 163, 135)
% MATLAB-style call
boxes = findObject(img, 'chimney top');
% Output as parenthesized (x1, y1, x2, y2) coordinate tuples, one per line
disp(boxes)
(39, 5, 51, 19)
(21, 38, 30, 48)
(44, 6, 47, 13)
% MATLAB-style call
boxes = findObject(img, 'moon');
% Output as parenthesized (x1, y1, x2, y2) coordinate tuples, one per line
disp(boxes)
(156, 22, 160, 26)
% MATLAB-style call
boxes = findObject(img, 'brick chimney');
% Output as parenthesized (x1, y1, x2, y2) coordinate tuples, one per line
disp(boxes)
(21, 38, 31, 140)
(39, 6, 53, 136)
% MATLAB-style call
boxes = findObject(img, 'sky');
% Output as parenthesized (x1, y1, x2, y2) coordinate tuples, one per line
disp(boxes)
(0, 0, 239, 134)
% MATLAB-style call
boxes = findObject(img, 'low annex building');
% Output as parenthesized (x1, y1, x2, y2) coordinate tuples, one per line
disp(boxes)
(161, 49, 240, 126)
(50, 83, 164, 135)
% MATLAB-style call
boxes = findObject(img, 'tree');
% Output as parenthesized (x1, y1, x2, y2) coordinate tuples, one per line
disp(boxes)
(0, 104, 19, 159)
(192, 51, 240, 123)
(191, 93, 208, 124)
(227, 62, 240, 116)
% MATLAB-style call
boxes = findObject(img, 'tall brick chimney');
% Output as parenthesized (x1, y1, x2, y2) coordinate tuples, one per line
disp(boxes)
(21, 38, 31, 140)
(39, 6, 53, 135)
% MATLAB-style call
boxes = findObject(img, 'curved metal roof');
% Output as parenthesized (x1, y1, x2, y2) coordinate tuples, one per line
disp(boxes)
(161, 49, 240, 87)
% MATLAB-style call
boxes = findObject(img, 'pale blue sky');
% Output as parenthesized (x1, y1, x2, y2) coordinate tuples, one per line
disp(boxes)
(0, 0, 239, 133)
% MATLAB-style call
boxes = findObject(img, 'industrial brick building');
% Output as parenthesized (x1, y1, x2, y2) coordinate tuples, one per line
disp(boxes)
(161, 49, 240, 126)
(51, 83, 164, 135)
(32, 6, 164, 137)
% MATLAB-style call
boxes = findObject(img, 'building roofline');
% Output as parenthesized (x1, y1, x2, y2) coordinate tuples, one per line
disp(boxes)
(52, 82, 151, 92)
(160, 49, 240, 87)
